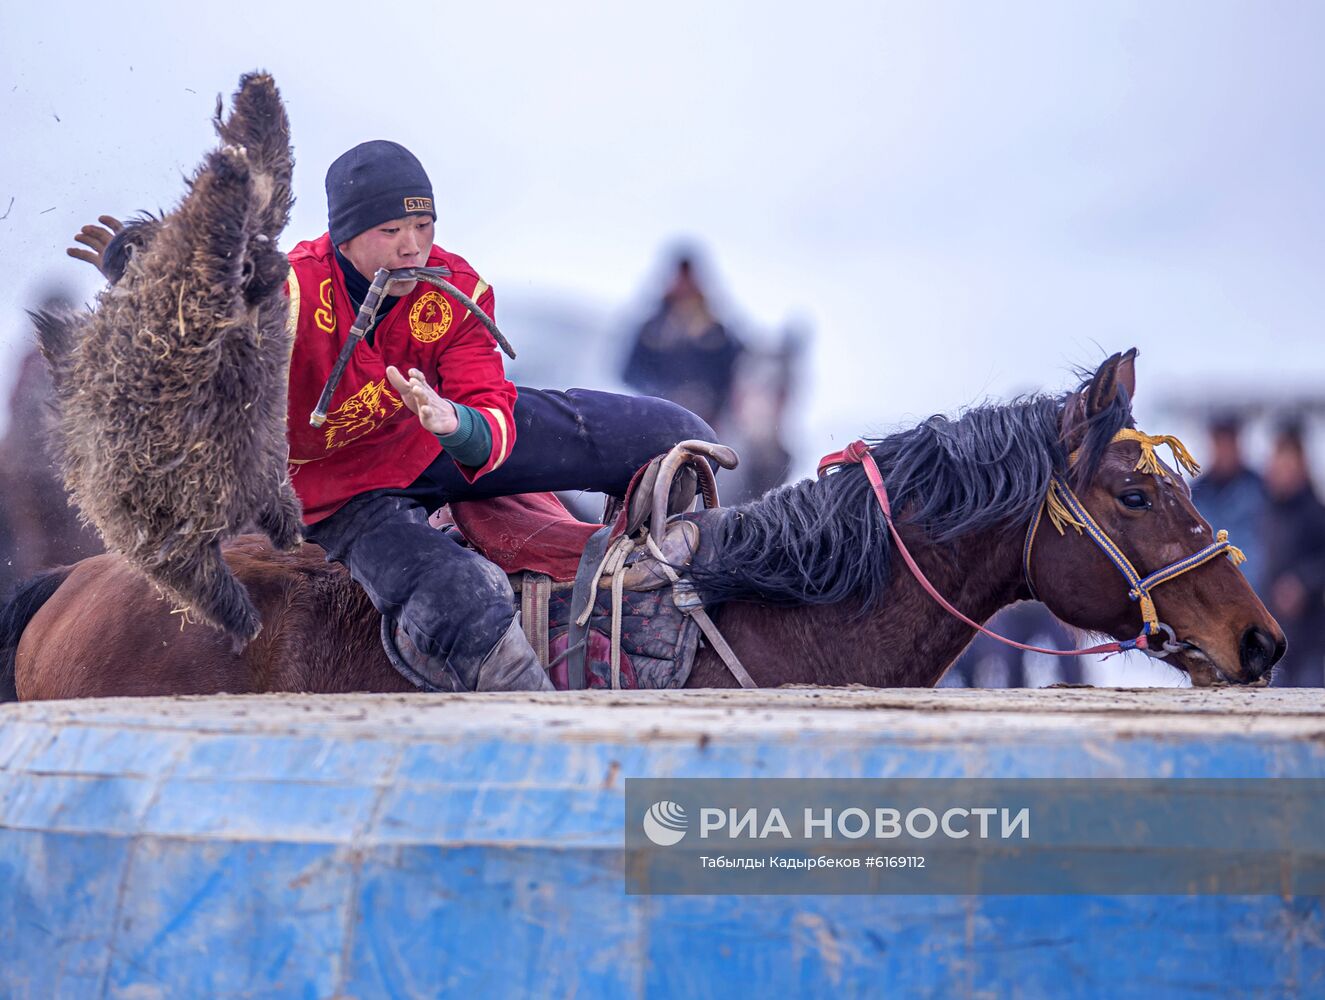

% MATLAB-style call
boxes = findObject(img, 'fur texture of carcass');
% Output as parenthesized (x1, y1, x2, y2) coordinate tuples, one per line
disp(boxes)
(34, 71, 304, 645)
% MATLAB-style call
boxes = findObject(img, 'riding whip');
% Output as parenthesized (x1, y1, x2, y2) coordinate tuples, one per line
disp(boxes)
(309, 265, 515, 428)
(402, 267, 517, 360)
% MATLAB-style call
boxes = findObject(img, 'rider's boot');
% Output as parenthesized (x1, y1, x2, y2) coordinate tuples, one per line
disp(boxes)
(381, 617, 466, 692)
(382, 615, 553, 692)
(472, 617, 556, 692)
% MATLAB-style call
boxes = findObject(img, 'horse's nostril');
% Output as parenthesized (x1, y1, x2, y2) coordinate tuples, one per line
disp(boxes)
(1239, 626, 1283, 680)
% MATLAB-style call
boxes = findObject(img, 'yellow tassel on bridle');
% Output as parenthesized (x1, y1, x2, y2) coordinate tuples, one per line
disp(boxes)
(1111, 428, 1202, 479)
(1051, 428, 1202, 535)
(1025, 425, 1248, 640)
(1217, 529, 1247, 567)
(1044, 479, 1085, 536)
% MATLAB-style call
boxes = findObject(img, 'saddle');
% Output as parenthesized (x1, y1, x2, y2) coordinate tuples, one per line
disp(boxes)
(434, 439, 743, 690)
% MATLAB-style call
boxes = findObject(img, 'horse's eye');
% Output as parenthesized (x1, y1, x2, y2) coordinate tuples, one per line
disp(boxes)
(1118, 490, 1151, 510)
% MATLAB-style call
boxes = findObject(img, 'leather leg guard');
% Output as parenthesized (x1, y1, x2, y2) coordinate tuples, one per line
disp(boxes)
(475, 617, 556, 692)
(381, 617, 467, 692)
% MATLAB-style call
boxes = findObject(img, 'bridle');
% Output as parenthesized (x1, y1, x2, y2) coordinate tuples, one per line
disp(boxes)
(1020, 428, 1245, 654)
(818, 428, 1246, 659)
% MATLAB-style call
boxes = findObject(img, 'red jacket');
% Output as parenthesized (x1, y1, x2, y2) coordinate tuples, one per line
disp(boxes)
(284, 234, 517, 524)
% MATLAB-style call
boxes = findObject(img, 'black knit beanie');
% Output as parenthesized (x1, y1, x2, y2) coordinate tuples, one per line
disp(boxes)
(326, 140, 436, 245)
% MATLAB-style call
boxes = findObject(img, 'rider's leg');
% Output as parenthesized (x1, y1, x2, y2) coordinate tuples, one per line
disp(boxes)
(402, 388, 717, 502)
(305, 493, 552, 692)
(306, 389, 713, 692)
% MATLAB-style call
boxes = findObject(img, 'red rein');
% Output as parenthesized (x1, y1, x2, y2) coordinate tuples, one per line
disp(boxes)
(818, 440, 1148, 658)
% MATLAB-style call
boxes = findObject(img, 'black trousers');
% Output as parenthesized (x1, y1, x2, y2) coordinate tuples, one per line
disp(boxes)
(306, 388, 713, 687)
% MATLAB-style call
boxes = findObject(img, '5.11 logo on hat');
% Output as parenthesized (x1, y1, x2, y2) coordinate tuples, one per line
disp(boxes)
(403, 196, 433, 213)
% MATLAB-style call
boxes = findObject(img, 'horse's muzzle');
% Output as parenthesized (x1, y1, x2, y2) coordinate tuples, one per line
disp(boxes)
(1240, 625, 1287, 682)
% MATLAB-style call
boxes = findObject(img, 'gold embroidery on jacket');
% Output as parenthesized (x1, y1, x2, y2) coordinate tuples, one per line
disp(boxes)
(285, 271, 301, 339)
(464, 279, 490, 320)
(323, 379, 403, 450)
(483, 406, 510, 468)
(409, 291, 453, 343)
(314, 278, 335, 333)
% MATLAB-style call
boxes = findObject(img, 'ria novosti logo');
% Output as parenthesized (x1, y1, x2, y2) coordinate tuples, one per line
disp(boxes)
(642, 801, 688, 846)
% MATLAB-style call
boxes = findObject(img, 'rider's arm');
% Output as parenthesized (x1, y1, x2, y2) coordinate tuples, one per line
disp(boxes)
(431, 281, 517, 479)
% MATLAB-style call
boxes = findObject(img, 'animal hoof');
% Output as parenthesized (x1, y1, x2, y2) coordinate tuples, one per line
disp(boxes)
(229, 620, 262, 656)
(266, 522, 304, 553)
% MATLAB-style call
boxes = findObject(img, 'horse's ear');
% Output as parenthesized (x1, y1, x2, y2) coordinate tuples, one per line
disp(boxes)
(1116, 347, 1138, 408)
(1085, 352, 1124, 418)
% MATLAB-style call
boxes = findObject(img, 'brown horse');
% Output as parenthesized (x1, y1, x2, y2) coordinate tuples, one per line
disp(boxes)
(0, 351, 1285, 700)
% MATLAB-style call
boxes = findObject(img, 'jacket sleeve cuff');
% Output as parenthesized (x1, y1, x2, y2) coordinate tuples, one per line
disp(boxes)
(436, 403, 494, 469)
(450, 404, 513, 484)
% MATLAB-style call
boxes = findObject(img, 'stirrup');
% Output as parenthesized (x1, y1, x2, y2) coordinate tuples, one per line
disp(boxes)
(623, 439, 739, 540)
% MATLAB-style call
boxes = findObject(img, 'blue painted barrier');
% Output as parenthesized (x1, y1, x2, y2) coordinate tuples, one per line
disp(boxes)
(2, 688, 1323, 998)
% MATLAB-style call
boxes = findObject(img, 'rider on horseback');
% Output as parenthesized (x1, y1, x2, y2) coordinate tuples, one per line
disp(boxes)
(71, 140, 713, 693)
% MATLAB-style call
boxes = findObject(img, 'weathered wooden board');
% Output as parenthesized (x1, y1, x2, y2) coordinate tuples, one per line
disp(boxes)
(2, 688, 1323, 998)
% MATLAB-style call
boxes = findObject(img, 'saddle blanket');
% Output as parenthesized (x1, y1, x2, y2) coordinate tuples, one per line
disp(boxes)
(541, 584, 700, 689)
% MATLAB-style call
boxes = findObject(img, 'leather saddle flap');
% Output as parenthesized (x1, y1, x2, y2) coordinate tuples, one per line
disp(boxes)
(445, 492, 597, 582)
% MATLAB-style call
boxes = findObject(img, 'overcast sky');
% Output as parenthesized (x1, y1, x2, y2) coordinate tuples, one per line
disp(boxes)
(2, 1, 1322, 467)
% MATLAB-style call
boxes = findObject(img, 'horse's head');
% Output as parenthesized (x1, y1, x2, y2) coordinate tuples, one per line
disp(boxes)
(1027, 350, 1285, 686)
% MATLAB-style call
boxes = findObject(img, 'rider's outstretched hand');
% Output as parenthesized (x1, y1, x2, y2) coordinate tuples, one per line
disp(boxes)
(386, 365, 460, 436)
(66, 216, 124, 278)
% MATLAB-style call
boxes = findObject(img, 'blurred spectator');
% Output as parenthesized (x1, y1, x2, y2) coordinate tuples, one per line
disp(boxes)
(719, 326, 805, 504)
(945, 603, 1082, 688)
(622, 251, 744, 429)
(0, 294, 103, 596)
(1262, 421, 1325, 687)
(1191, 413, 1267, 591)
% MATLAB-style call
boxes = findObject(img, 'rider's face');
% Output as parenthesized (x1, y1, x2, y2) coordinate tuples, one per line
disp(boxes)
(338, 214, 435, 296)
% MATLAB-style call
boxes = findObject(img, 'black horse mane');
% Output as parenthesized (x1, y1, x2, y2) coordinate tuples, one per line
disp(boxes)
(689, 381, 1133, 608)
